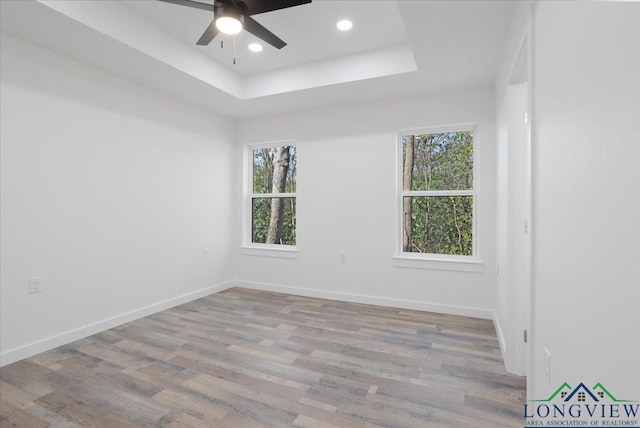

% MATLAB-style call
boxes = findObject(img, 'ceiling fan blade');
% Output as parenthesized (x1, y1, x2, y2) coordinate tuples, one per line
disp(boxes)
(244, 16, 286, 49)
(196, 19, 219, 45)
(242, 0, 311, 16)
(157, 0, 213, 12)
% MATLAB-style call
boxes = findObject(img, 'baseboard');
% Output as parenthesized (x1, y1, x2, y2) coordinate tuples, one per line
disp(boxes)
(232, 280, 493, 320)
(2, 279, 497, 367)
(493, 309, 508, 369)
(0, 281, 234, 367)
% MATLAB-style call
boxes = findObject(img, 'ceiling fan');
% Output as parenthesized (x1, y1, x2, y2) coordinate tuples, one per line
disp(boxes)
(157, 0, 312, 49)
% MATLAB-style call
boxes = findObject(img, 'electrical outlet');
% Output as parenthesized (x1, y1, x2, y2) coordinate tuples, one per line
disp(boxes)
(339, 252, 346, 263)
(29, 276, 43, 294)
(202, 248, 209, 260)
(544, 348, 551, 387)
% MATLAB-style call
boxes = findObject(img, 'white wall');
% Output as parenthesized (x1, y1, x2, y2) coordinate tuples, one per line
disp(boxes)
(530, 2, 640, 399)
(234, 87, 498, 318)
(0, 35, 235, 365)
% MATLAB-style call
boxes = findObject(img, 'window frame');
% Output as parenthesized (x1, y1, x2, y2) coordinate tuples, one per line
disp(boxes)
(243, 141, 298, 255)
(395, 124, 481, 270)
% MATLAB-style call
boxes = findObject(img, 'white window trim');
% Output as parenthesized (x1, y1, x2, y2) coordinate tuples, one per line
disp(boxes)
(394, 124, 482, 271)
(240, 246, 298, 259)
(243, 141, 298, 255)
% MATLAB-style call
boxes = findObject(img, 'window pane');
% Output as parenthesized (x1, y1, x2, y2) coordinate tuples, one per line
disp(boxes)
(402, 131, 473, 191)
(402, 196, 473, 256)
(252, 197, 296, 245)
(253, 146, 297, 194)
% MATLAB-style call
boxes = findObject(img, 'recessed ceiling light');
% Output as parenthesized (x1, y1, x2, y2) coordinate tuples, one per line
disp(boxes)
(248, 43, 263, 52)
(336, 19, 353, 31)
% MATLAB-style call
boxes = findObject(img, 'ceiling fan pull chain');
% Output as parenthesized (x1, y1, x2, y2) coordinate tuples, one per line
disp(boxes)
(233, 36, 237, 65)
(221, 40, 224, 49)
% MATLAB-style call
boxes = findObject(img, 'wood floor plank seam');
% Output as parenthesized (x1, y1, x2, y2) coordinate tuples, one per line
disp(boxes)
(0, 287, 525, 427)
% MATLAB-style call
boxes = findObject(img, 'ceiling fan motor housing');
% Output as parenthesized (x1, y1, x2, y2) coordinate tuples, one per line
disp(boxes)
(214, 1, 248, 36)
(215, 3, 245, 21)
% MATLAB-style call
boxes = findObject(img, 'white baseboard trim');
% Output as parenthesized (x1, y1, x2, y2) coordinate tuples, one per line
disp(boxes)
(493, 309, 508, 369)
(0, 281, 234, 367)
(231, 280, 493, 320)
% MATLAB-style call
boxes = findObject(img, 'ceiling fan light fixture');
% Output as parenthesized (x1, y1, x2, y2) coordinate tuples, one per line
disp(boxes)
(248, 43, 263, 52)
(336, 19, 353, 31)
(216, 16, 243, 34)
(215, 6, 244, 35)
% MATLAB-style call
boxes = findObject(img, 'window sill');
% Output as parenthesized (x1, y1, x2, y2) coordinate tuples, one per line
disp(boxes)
(392, 255, 483, 273)
(240, 246, 298, 259)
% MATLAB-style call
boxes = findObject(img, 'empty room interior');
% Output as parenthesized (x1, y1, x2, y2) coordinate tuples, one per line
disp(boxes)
(1, 1, 639, 427)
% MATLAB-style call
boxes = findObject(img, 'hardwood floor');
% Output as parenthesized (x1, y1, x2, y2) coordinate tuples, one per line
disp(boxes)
(0, 288, 525, 427)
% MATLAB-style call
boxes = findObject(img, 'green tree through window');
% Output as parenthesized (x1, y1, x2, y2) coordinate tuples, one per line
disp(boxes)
(401, 129, 475, 256)
(251, 146, 297, 245)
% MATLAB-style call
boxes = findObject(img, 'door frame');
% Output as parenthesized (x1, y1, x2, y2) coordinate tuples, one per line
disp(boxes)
(505, 35, 533, 382)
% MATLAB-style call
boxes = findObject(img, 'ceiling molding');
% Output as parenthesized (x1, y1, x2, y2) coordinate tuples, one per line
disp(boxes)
(0, 0, 514, 119)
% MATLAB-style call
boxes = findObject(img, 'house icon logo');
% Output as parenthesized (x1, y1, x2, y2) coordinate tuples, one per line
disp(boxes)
(564, 382, 600, 402)
(532, 382, 634, 403)
(525, 382, 639, 427)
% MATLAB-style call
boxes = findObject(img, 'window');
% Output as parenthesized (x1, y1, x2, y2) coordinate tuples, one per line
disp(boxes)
(247, 144, 297, 248)
(398, 126, 477, 259)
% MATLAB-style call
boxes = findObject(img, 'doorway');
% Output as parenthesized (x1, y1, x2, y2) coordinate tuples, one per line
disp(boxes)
(505, 38, 532, 382)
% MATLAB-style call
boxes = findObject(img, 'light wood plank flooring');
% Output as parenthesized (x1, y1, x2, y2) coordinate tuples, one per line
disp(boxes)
(0, 288, 525, 427)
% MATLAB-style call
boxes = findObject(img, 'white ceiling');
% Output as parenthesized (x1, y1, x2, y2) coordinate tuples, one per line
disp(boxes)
(123, 0, 409, 76)
(0, 0, 514, 119)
